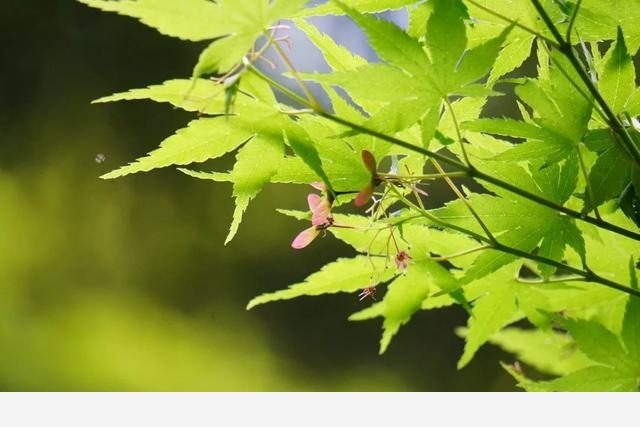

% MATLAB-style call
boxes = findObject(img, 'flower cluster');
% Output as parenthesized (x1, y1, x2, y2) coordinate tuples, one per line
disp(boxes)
(395, 250, 412, 271)
(358, 287, 377, 301)
(291, 151, 425, 300)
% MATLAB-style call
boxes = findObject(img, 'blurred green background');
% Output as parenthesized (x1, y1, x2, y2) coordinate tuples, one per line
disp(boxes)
(0, 0, 516, 391)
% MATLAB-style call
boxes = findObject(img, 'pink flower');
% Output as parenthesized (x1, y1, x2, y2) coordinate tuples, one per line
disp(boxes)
(358, 286, 377, 301)
(354, 150, 379, 207)
(395, 250, 412, 271)
(291, 186, 333, 249)
(291, 227, 320, 249)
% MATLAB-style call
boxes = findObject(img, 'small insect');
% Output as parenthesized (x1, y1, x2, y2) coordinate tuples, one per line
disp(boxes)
(95, 153, 106, 163)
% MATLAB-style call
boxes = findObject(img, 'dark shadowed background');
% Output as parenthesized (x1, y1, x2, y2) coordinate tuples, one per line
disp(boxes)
(0, 0, 517, 391)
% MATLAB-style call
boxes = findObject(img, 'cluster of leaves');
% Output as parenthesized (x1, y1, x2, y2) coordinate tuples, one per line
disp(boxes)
(81, 0, 640, 391)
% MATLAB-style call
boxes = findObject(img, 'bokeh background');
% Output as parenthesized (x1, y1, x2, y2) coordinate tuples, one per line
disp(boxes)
(0, 0, 517, 391)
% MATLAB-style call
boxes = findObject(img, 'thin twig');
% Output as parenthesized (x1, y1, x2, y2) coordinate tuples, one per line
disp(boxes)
(540, 41, 608, 123)
(430, 245, 490, 261)
(390, 184, 640, 298)
(444, 97, 471, 167)
(517, 275, 584, 284)
(431, 158, 499, 245)
(378, 171, 469, 181)
(267, 32, 321, 110)
(245, 50, 640, 242)
(389, 185, 489, 243)
(576, 143, 602, 220)
(529, 0, 640, 169)
(565, 0, 583, 44)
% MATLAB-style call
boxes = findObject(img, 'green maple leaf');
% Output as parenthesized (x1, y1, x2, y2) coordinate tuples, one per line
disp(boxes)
(79, 0, 310, 75)
(452, 267, 561, 368)
(96, 73, 338, 240)
(304, 0, 437, 134)
(269, 115, 385, 192)
(431, 119, 586, 280)
(85, 0, 640, 391)
(406, 2, 431, 40)
(325, 214, 410, 256)
(94, 76, 288, 180)
(193, 0, 310, 76)
(176, 117, 341, 242)
(465, 0, 563, 82)
(584, 29, 639, 212)
(99, 97, 287, 180)
(100, 117, 257, 179)
(432, 187, 583, 283)
(586, 144, 632, 211)
(374, 264, 432, 354)
(92, 73, 283, 117)
(599, 28, 640, 116)
(544, 213, 639, 327)
(399, 224, 481, 268)
(576, 0, 640, 53)
(295, 0, 417, 17)
(246, 256, 395, 309)
(453, 211, 639, 370)
(488, 327, 593, 376)
(495, 219, 640, 389)
(300, 64, 422, 118)
(180, 136, 284, 244)
(428, 0, 514, 94)
(281, 125, 336, 194)
(510, 296, 640, 391)
(294, 19, 368, 73)
(300, 0, 511, 135)
(454, 212, 637, 370)
(93, 68, 286, 111)
(267, 215, 478, 354)
(77, 0, 233, 41)
(349, 259, 460, 354)
(92, 79, 228, 114)
(462, 47, 592, 166)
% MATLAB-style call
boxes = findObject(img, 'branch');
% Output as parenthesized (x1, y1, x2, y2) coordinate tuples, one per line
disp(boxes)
(390, 185, 640, 299)
(249, 61, 640, 242)
(565, 0, 583, 44)
(529, 0, 640, 169)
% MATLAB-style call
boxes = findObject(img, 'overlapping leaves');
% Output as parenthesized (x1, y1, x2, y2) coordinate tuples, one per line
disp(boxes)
(84, 0, 640, 392)
(505, 295, 640, 391)
(301, 0, 511, 136)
